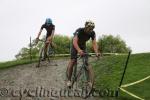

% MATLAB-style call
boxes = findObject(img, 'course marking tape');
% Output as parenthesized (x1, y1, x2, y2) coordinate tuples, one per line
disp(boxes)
(119, 87, 144, 100)
(121, 75, 150, 88)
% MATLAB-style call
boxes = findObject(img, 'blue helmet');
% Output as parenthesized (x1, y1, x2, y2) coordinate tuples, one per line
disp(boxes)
(45, 18, 52, 25)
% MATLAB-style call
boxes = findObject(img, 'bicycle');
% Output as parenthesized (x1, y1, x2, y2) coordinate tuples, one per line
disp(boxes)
(66, 53, 99, 98)
(34, 39, 56, 67)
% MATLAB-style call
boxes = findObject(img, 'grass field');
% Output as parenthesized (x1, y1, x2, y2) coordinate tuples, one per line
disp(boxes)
(0, 56, 67, 69)
(0, 59, 38, 69)
(92, 53, 150, 100)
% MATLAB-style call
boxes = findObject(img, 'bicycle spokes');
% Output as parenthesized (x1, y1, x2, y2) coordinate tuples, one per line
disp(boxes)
(69, 56, 95, 98)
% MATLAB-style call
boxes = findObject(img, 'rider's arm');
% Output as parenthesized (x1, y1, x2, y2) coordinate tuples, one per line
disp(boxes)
(37, 24, 45, 39)
(73, 35, 82, 53)
(92, 37, 99, 54)
(36, 29, 43, 39)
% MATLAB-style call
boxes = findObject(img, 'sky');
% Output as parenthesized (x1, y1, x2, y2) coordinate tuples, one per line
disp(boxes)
(0, 0, 150, 61)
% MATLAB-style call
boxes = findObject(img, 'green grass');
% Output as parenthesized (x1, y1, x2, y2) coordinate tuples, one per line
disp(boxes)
(0, 56, 69, 70)
(0, 59, 38, 69)
(92, 53, 150, 100)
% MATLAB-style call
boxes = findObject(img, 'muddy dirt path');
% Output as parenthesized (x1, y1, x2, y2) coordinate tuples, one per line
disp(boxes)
(0, 58, 101, 100)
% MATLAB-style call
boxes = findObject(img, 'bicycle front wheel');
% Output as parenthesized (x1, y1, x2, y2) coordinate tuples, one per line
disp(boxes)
(36, 47, 44, 67)
(76, 65, 95, 98)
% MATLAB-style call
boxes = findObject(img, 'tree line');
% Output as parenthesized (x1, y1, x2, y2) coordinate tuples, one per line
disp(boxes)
(15, 34, 131, 59)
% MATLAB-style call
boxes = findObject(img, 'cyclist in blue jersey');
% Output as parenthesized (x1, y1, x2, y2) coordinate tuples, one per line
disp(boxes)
(36, 18, 55, 61)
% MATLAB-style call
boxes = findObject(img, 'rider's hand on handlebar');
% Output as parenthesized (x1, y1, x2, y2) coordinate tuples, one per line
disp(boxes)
(78, 50, 85, 56)
(35, 38, 39, 44)
(96, 53, 101, 59)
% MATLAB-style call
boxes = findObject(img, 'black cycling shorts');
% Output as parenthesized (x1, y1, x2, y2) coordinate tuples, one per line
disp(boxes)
(70, 45, 88, 59)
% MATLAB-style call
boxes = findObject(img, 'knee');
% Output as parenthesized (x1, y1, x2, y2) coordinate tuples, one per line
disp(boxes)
(71, 59, 77, 64)
(45, 40, 50, 44)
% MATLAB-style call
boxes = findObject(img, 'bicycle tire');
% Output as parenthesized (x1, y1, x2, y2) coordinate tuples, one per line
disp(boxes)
(75, 65, 94, 98)
(36, 47, 44, 67)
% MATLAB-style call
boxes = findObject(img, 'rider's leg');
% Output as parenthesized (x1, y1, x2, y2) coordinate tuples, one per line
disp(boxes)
(87, 65, 94, 88)
(43, 36, 52, 60)
(50, 42, 54, 48)
(66, 45, 77, 86)
(67, 59, 77, 81)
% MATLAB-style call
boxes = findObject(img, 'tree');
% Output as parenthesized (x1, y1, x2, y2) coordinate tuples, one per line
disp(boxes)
(86, 41, 94, 53)
(53, 34, 71, 54)
(15, 47, 30, 59)
(98, 35, 131, 53)
(15, 35, 71, 59)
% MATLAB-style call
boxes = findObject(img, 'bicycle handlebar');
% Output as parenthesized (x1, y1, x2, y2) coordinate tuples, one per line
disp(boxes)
(38, 39, 45, 42)
(30, 38, 45, 47)
(37, 38, 46, 43)
(77, 53, 101, 59)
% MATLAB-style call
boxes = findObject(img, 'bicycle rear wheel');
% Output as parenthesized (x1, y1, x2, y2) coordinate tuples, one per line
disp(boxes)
(48, 45, 55, 56)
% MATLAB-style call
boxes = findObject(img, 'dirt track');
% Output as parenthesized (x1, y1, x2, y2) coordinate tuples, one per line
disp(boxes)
(0, 58, 101, 100)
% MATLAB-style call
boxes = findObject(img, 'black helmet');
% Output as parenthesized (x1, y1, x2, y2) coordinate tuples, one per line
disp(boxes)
(85, 20, 95, 29)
